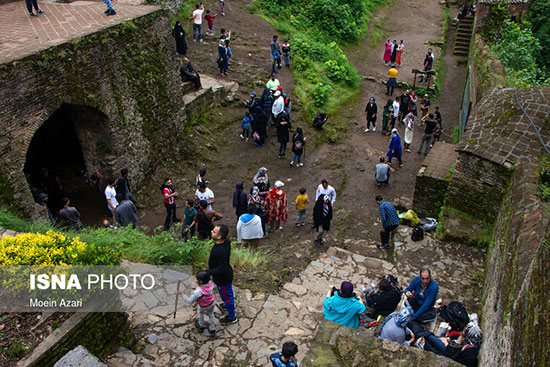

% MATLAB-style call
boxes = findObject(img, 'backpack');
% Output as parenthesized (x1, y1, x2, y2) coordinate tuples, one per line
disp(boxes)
(411, 226, 424, 241)
(440, 301, 470, 331)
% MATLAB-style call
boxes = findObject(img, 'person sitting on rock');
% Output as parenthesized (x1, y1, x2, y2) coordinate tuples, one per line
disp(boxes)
(323, 281, 366, 329)
(312, 112, 328, 130)
(363, 277, 401, 319)
(378, 306, 415, 346)
(180, 57, 202, 90)
(404, 268, 439, 323)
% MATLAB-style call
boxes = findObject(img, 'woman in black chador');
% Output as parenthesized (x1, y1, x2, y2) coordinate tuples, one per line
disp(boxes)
(173, 21, 188, 56)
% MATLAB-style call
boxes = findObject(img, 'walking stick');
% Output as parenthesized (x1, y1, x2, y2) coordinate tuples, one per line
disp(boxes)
(173, 279, 181, 319)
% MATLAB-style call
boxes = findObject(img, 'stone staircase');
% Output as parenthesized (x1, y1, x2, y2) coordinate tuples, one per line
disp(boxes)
(453, 16, 474, 57)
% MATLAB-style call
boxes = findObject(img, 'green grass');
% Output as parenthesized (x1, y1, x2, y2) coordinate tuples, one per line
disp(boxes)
(0, 210, 268, 270)
(369, 19, 384, 48)
(452, 125, 461, 144)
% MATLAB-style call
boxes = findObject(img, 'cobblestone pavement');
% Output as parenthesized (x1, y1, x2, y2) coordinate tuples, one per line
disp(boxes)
(0, 1, 160, 64)
(106, 227, 484, 367)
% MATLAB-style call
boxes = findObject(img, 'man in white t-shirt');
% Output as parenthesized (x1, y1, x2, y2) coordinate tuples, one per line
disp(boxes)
(104, 178, 119, 213)
(190, 3, 204, 43)
(315, 179, 336, 205)
(195, 182, 215, 210)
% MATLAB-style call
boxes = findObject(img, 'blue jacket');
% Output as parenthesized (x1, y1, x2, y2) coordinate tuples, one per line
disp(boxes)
(404, 276, 439, 320)
(323, 292, 366, 329)
(387, 135, 402, 158)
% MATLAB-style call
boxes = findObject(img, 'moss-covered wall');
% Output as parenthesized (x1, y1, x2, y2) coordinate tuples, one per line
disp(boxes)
(480, 162, 550, 366)
(469, 35, 506, 106)
(0, 10, 191, 216)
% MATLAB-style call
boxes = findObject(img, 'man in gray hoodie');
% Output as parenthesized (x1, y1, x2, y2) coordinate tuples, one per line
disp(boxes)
(236, 205, 263, 249)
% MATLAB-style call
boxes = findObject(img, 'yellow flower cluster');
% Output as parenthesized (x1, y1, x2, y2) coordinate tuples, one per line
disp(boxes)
(0, 230, 120, 266)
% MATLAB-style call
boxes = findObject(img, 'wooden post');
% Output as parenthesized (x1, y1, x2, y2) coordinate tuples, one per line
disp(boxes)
(173, 279, 181, 319)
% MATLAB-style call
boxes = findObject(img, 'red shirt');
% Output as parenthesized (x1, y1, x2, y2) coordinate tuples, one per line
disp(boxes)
(204, 14, 215, 26)
(163, 187, 175, 205)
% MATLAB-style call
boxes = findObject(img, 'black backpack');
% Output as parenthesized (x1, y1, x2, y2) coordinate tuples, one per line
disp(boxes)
(440, 301, 470, 331)
(411, 226, 424, 241)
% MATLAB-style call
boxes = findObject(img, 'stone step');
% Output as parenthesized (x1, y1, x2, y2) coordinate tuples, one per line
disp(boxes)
(453, 51, 469, 57)
(182, 74, 239, 111)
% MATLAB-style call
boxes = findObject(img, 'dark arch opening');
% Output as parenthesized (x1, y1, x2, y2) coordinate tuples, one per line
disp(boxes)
(24, 104, 115, 226)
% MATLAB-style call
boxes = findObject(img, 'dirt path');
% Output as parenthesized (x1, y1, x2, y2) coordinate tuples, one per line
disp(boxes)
(136, 0, 474, 293)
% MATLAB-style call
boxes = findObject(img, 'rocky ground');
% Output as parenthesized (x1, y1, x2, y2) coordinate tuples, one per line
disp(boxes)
(105, 228, 483, 366)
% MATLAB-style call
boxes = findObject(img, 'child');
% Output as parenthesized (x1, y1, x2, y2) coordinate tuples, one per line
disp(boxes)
(241, 111, 253, 142)
(182, 199, 197, 241)
(281, 40, 291, 67)
(204, 10, 217, 36)
(295, 188, 308, 227)
(269, 341, 298, 367)
(178, 271, 216, 337)
(290, 127, 305, 167)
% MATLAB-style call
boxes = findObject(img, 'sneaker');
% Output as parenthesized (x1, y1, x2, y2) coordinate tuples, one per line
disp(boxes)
(372, 127, 376, 132)
(199, 39, 203, 43)
(398, 164, 403, 168)
(193, 39, 197, 43)
(240, 134, 244, 140)
(219, 315, 237, 324)
(104, 9, 109, 13)
(218, 302, 227, 310)
(194, 320, 206, 331)
(107, 9, 116, 15)
(296, 223, 300, 227)
(314, 240, 320, 247)
(37, 9, 45, 14)
(279, 226, 283, 230)
(30, 12, 38, 17)
(320, 238, 324, 244)
(376, 243, 389, 249)
(278, 155, 282, 159)
(364, 128, 369, 132)
(246, 137, 249, 142)
(301, 222, 306, 226)
(209, 329, 216, 337)
(377, 183, 381, 187)
(290, 160, 294, 166)
(297, 163, 303, 167)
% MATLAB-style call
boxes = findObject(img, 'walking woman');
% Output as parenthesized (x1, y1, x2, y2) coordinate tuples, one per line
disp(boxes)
(277, 115, 290, 159)
(409, 90, 418, 116)
(403, 112, 415, 152)
(313, 194, 333, 247)
(364, 97, 377, 133)
(233, 181, 248, 218)
(382, 99, 393, 136)
(173, 21, 188, 56)
(218, 38, 229, 76)
(383, 39, 392, 66)
(387, 128, 403, 167)
(249, 186, 267, 236)
(396, 40, 404, 66)
(290, 126, 305, 167)
(265, 181, 288, 232)
(390, 39, 398, 66)
(252, 167, 270, 195)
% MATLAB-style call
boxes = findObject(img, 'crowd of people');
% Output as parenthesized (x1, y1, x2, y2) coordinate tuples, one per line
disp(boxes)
(323, 268, 481, 367)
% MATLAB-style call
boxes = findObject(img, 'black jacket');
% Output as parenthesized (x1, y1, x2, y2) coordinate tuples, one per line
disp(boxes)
(366, 288, 401, 317)
(180, 63, 198, 82)
(365, 102, 377, 119)
(207, 239, 233, 286)
(313, 197, 333, 231)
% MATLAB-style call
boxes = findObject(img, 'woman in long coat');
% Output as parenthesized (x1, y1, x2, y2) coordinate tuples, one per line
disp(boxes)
(386, 128, 403, 167)
(313, 194, 333, 247)
(173, 21, 187, 56)
(403, 113, 415, 152)
(218, 38, 229, 76)
(265, 181, 288, 232)
(383, 39, 392, 66)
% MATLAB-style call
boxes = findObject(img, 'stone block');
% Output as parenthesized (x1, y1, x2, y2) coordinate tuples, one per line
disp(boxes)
(54, 345, 107, 367)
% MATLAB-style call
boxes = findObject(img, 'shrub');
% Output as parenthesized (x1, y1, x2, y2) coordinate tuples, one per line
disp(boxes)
(0, 231, 122, 266)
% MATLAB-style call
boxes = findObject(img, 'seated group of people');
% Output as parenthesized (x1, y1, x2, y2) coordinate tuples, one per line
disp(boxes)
(322, 268, 481, 367)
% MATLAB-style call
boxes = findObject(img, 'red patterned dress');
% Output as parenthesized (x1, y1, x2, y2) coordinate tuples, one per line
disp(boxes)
(265, 188, 288, 224)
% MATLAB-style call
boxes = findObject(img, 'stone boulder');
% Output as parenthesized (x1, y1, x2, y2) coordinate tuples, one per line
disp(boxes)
(54, 345, 107, 367)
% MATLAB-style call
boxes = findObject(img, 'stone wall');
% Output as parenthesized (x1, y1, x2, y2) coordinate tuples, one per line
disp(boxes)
(412, 143, 457, 218)
(479, 162, 550, 367)
(468, 35, 506, 106)
(301, 320, 462, 367)
(0, 10, 222, 217)
(18, 312, 132, 367)
(444, 151, 512, 223)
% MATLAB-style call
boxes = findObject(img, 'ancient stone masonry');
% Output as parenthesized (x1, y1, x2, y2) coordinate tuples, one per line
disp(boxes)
(413, 143, 458, 218)
(0, 4, 236, 218)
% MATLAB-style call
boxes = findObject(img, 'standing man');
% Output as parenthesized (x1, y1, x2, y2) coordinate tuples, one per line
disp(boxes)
(399, 90, 411, 123)
(208, 224, 237, 324)
(418, 113, 437, 156)
(270, 35, 282, 73)
(116, 168, 137, 205)
(26, 0, 45, 17)
(266, 73, 280, 91)
(162, 178, 180, 230)
(364, 97, 377, 133)
(105, 178, 119, 215)
(190, 3, 204, 43)
(404, 268, 439, 322)
(419, 49, 434, 83)
(375, 195, 400, 249)
(315, 179, 336, 205)
(59, 197, 83, 230)
(115, 193, 138, 228)
(195, 182, 215, 210)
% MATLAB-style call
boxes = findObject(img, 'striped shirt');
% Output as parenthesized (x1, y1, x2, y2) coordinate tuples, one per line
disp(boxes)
(163, 187, 175, 205)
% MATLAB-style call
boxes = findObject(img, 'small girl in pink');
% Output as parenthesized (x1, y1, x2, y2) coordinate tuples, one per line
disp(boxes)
(178, 271, 217, 337)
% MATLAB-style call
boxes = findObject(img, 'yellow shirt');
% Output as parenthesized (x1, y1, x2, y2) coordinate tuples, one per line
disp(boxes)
(295, 194, 309, 210)
(388, 68, 398, 79)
